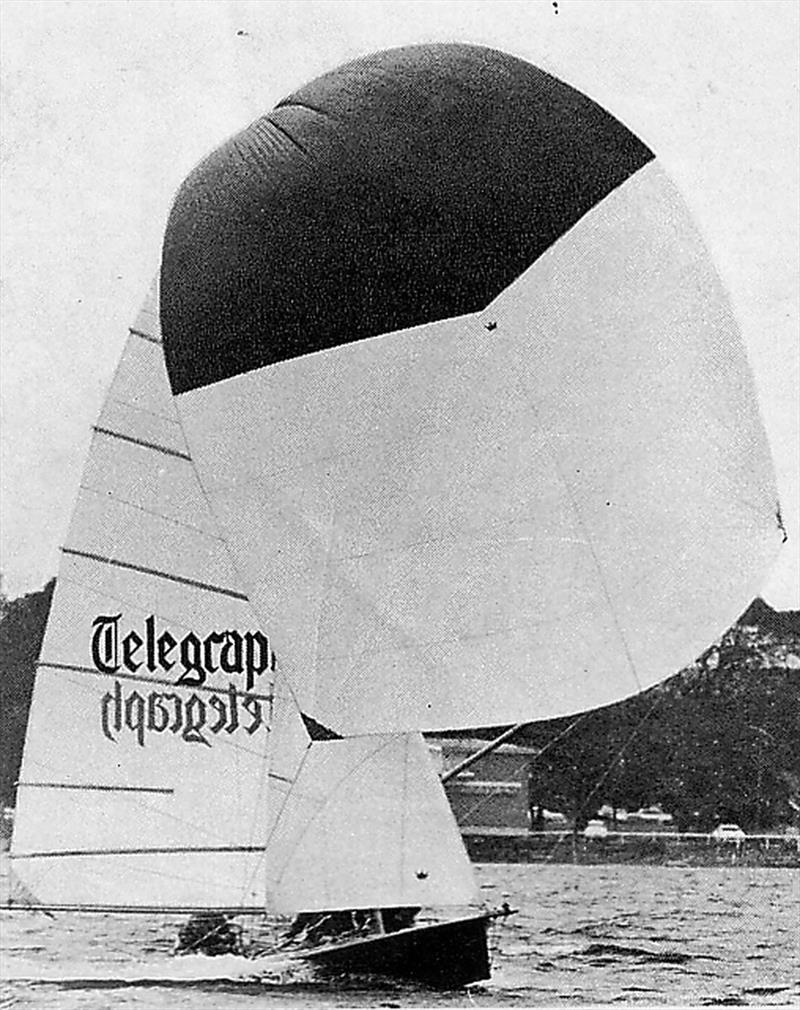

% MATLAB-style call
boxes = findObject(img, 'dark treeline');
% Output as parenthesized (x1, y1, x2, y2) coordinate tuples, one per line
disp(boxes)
(0, 578, 55, 807)
(1, 581, 798, 832)
(452, 599, 800, 832)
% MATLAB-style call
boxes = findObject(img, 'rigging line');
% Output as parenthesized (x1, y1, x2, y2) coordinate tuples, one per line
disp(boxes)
(540, 830, 574, 866)
(77, 484, 226, 542)
(454, 784, 524, 829)
(59, 547, 249, 601)
(577, 689, 666, 820)
(91, 425, 191, 461)
(311, 503, 336, 704)
(238, 679, 278, 910)
(448, 715, 588, 825)
(400, 735, 409, 896)
(480, 352, 718, 701)
(37, 661, 275, 704)
(259, 739, 313, 889)
(269, 736, 400, 890)
(531, 420, 642, 694)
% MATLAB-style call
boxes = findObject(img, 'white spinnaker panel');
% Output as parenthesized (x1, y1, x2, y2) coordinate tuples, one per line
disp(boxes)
(11, 288, 278, 911)
(173, 161, 781, 735)
(263, 732, 480, 915)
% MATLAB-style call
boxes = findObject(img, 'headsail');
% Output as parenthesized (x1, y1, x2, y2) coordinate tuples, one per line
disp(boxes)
(264, 698, 479, 915)
(159, 45, 782, 737)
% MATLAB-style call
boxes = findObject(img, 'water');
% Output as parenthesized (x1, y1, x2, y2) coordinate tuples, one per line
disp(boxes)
(2, 863, 798, 1007)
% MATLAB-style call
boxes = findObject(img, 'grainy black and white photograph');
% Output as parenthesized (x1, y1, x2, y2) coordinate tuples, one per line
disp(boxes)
(1, 2, 798, 1007)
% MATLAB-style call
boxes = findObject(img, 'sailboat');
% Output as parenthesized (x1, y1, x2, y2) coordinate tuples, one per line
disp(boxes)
(8, 44, 782, 988)
(8, 280, 490, 987)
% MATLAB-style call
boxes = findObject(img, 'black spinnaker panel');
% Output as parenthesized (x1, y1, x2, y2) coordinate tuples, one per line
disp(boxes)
(161, 43, 653, 394)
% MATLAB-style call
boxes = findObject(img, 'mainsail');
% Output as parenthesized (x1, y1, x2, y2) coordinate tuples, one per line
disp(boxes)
(10, 284, 478, 921)
(10, 285, 276, 911)
(159, 45, 782, 737)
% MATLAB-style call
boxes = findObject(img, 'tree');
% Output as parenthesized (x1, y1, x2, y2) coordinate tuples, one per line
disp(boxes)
(0, 578, 56, 805)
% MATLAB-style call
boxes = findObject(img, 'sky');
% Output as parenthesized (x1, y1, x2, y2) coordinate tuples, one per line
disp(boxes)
(1, 0, 798, 608)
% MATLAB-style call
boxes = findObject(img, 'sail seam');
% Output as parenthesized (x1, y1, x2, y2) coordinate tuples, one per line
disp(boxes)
(268, 737, 398, 890)
(92, 425, 191, 461)
(105, 394, 177, 424)
(59, 547, 250, 600)
(529, 429, 644, 693)
(37, 661, 274, 703)
(78, 484, 224, 541)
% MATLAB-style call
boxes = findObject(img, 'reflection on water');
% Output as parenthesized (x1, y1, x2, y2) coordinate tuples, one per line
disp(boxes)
(2, 863, 798, 1007)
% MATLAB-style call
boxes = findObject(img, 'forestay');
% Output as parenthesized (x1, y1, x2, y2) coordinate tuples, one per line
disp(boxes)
(160, 46, 782, 737)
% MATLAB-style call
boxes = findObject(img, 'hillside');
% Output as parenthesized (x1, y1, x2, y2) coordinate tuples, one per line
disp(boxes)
(501, 601, 800, 831)
(0, 578, 55, 806)
(0, 579, 798, 832)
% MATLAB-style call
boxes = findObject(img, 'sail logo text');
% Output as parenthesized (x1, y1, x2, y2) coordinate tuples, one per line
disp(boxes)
(91, 614, 272, 690)
(91, 615, 274, 747)
(100, 679, 266, 747)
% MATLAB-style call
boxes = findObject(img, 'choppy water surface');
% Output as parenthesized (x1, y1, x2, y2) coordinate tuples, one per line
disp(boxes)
(2, 863, 798, 1008)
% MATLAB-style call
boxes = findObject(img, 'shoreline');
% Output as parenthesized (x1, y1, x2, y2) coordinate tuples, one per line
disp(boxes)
(462, 828, 800, 868)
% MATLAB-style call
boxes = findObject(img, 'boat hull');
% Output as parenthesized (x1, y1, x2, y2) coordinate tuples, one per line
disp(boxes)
(294, 912, 491, 988)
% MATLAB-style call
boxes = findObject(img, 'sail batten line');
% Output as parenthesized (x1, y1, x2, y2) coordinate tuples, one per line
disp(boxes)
(17, 782, 174, 795)
(51, 573, 247, 642)
(59, 547, 250, 600)
(19, 752, 264, 849)
(129, 327, 162, 345)
(36, 661, 274, 704)
(11, 845, 266, 860)
(92, 425, 191, 461)
(4, 903, 266, 914)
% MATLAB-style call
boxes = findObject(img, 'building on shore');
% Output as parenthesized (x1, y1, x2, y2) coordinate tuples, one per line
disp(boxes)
(427, 737, 539, 830)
